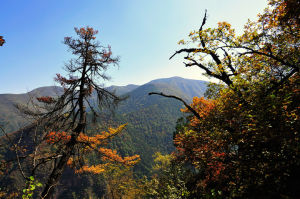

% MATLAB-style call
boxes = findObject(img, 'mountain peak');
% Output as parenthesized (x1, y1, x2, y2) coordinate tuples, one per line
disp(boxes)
(146, 76, 207, 100)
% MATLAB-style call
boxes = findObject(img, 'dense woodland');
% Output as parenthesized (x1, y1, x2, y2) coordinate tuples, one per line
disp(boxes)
(0, 0, 299, 198)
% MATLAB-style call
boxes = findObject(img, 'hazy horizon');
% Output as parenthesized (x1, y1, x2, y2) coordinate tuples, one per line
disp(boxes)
(0, 75, 208, 95)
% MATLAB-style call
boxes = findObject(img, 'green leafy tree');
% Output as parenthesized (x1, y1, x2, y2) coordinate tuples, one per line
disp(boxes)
(143, 152, 191, 199)
(102, 164, 144, 199)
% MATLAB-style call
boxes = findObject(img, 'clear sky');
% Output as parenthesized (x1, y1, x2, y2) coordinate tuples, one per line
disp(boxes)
(0, 0, 268, 94)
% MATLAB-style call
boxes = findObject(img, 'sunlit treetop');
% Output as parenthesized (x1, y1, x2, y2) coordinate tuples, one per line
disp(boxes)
(0, 36, 4, 46)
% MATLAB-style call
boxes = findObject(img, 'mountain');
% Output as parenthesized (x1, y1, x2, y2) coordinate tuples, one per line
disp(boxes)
(0, 86, 63, 133)
(106, 84, 139, 95)
(148, 76, 207, 100)
(0, 77, 207, 134)
(0, 77, 207, 172)
(0, 76, 208, 197)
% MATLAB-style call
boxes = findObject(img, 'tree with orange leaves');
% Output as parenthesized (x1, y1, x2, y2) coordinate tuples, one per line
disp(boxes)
(151, 0, 299, 197)
(11, 26, 139, 199)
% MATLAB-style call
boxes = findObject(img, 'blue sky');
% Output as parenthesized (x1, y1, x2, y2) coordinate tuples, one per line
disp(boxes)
(0, 0, 268, 94)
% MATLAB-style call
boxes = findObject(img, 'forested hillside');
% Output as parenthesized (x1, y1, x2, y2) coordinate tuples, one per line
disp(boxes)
(0, 0, 299, 198)
(0, 86, 63, 133)
(0, 77, 207, 198)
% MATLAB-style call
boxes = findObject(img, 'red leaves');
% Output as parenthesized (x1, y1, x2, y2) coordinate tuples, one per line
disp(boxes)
(174, 96, 228, 190)
(0, 36, 5, 46)
(74, 26, 98, 40)
(181, 97, 216, 126)
(54, 74, 77, 87)
(174, 129, 228, 190)
(45, 131, 71, 144)
(87, 84, 94, 95)
(102, 45, 112, 58)
(36, 96, 55, 104)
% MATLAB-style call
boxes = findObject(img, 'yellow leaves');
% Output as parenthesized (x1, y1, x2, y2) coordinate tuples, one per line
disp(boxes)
(77, 124, 127, 149)
(178, 39, 185, 45)
(152, 152, 172, 171)
(74, 148, 140, 174)
(66, 124, 140, 175)
(217, 22, 232, 30)
(189, 31, 195, 36)
(99, 148, 140, 166)
(63, 113, 69, 118)
(75, 164, 108, 174)
(108, 123, 127, 135)
(215, 63, 225, 73)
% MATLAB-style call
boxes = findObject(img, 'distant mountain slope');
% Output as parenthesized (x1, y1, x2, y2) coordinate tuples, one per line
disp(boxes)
(0, 77, 207, 134)
(107, 84, 139, 95)
(109, 81, 189, 174)
(0, 86, 63, 133)
(117, 82, 188, 113)
(149, 76, 207, 100)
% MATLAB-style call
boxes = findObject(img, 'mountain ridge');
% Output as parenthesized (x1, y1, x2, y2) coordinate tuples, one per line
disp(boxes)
(0, 76, 208, 133)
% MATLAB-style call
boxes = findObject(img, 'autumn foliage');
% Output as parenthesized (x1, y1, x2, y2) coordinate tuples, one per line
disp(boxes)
(171, 0, 299, 197)
(36, 96, 56, 104)
(56, 124, 141, 174)
(8, 26, 139, 198)
(45, 131, 71, 144)
(0, 36, 5, 46)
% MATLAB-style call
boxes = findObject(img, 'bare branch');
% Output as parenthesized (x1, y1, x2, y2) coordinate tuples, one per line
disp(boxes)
(199, 10, 207, 48)
(148, 92, 201, 120)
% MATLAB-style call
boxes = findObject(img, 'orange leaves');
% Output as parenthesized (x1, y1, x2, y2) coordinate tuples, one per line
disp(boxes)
(45, 125, 127, 147)
(181, 97, 216, 126)
(99, 45, 117, 64)
(77, 124, 126, 149)
(68, 148, 140, 174)
(99, 148, 140, 166)
(217, 22, 232, 29)
(67, 157, 73, 166)
(52, 124, 140, 174)
(75, 164, 107, 174)
(74, 26, 98, 40)
(45, 131, 71, 144)
(261, 0, 293, 27)
(36, 96, 56, 104)
(102, 46, 112, 58)
(175, 96, 229, 188)
(181, 97, 215, 116)
(44, 123, 140, 175)
(171, 1, 299, 196)
(87, 84, 94, 95)
(0, 36, 5, 46)
(54, 74, 77, 87)
(174, 128, 227, 188)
